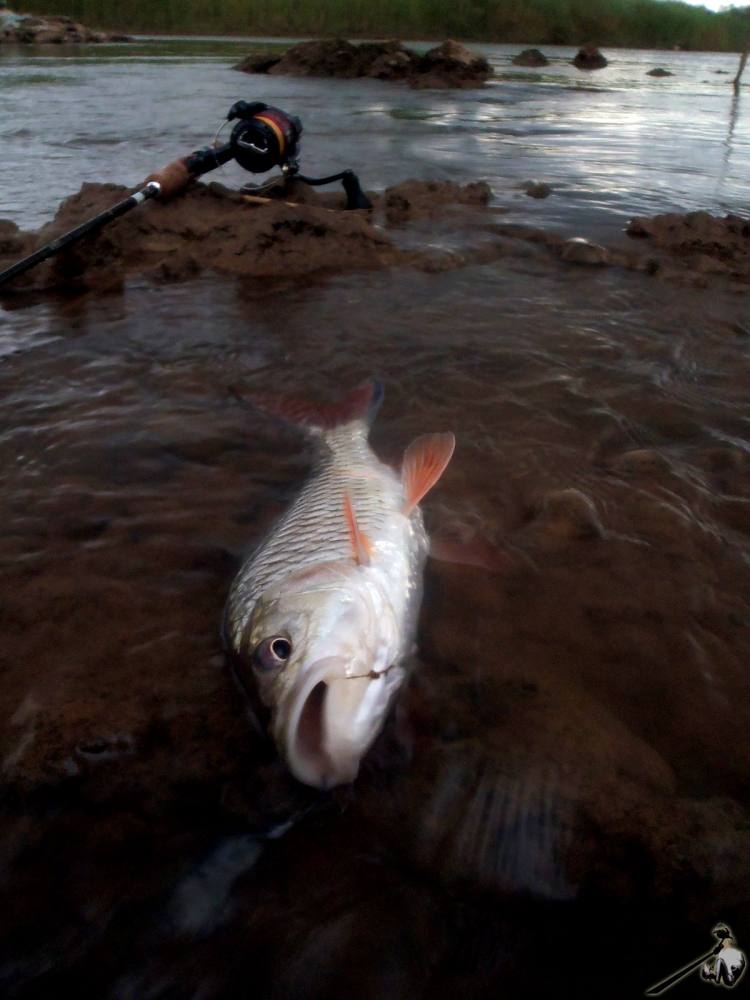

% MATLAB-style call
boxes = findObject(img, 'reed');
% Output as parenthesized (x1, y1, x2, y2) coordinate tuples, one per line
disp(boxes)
(15, 0, 750, 52)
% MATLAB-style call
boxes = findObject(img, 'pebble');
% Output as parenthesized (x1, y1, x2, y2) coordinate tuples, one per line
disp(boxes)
(559, 238, 610, 266)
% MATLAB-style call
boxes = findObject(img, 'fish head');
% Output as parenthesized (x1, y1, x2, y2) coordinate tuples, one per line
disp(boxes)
(243, 560, 405, 789)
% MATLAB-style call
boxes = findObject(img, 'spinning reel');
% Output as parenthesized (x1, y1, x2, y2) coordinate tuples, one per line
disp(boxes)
(187, 100, 372, 210)
(0, 98, 372, 289)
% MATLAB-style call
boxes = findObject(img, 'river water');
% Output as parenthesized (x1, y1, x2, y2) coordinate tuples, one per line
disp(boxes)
(1, 37, 750, 999)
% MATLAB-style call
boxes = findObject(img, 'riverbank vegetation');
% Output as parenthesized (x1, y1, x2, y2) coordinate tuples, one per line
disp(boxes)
(16, 0, 750, 51)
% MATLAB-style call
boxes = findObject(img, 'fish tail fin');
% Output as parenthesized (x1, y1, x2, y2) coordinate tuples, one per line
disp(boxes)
(230, 380, 384, 437)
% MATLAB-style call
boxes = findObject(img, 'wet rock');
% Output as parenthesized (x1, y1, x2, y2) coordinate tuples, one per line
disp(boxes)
(383, 178, 491, 224)
(521, 180, 552, 199)
(559, 237, 610, 265)
(235, 37, 491, 89)
(572, 45, 608, 70)
(647, 67, 674, 77)
(512, 48, 549, 67)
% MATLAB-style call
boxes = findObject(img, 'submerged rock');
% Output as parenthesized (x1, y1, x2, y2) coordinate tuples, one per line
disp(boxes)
(536, 488, 605, 540)
(512, 48, 549, 67)
(572, 45, 608, 70)
(647, 67, 674, 77)
(234, 37, 492, 89)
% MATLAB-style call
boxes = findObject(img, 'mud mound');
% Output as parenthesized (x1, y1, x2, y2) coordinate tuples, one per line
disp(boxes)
(383, 178, 492, 224)
(234, 37, 492, 89)
(627, 211, 750, 281)
(572, 45, 608, 69)
(512, 48, 549, 67)
(0, 177, 497, 294)
(0, 9, 130, 44)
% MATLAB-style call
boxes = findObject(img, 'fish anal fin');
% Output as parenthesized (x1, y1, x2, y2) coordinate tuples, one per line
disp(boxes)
(429, 533, 512, 574)
(344, 492, 373, 566)
(402, 432, 455, 515)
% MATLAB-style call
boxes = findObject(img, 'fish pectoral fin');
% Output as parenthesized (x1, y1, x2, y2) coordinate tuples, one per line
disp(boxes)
(344, 491, 374, 566)
(402, 432, 455, 515)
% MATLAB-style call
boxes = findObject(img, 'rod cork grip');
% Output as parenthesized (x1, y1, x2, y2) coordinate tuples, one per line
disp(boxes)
(145, 157, 192, 199)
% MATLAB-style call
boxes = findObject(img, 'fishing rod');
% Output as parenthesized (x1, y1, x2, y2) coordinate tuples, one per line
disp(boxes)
(0, 100, 372, 290)
(645, 924, 744, 996)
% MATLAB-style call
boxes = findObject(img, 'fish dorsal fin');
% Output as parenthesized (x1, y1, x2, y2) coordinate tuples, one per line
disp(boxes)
(344, 492, 373, 566)
(233, 380, 384, 436)
(402, 433, 455, 515)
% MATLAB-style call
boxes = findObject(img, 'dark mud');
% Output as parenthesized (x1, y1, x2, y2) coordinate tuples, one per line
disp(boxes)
(234, 38, 493, 89)
(0, 178, 501, 296)
(2, 175, 750, 997)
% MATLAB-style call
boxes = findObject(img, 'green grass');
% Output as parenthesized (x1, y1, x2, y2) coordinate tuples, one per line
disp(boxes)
(14, 0, 750, 51)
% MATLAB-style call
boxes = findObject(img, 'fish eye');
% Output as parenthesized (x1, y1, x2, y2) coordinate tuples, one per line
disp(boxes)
(253, 635, 292, 671)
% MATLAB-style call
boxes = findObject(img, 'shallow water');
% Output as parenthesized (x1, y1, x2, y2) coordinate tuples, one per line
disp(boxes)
(1, 38, 749, 233)
(2, 36, 750, 1000)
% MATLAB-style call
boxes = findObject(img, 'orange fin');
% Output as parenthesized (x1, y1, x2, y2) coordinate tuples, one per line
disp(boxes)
(402, 433, 455, 515)
(344, 492, 374, 566)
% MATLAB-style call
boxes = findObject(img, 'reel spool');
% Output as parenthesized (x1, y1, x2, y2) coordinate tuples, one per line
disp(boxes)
(226, 101, 303, 174)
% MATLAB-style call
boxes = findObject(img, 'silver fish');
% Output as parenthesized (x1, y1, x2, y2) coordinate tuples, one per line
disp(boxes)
(224, 381, 454, 789)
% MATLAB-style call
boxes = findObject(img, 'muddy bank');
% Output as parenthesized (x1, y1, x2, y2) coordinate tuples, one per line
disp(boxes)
(3, 179, 748, 299)
(0, 9, 130, 43)
(3, 180, 749, 300)
(234, 38, 493, 89)
(0, 178, 498, 295)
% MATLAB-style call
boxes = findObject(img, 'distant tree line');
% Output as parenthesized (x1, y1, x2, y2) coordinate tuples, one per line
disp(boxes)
(16, 0, 750, 51)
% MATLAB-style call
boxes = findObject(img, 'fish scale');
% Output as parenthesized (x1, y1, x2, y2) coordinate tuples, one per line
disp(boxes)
(226, 434, 403, 637)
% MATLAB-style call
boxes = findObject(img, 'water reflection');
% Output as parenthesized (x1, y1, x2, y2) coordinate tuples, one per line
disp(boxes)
(0, 42, 748, 235)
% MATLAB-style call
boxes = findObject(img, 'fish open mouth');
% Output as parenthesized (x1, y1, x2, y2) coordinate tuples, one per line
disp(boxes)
(281, 660, 399, 790)
(294, 681, 331, 781)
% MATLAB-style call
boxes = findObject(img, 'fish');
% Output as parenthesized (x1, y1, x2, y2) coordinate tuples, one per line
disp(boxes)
(223, 381, 454, 789)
